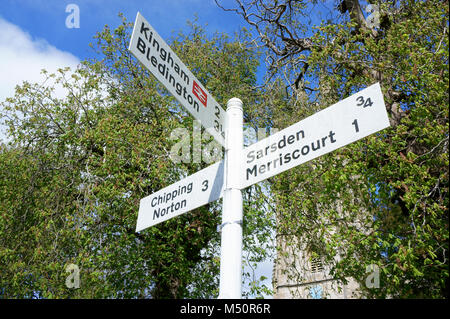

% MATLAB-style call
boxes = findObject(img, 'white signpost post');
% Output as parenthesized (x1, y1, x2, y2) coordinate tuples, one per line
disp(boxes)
(129, 12, 390, 299)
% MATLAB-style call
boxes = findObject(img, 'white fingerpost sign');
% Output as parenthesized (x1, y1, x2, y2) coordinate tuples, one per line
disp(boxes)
(128, 11, 390, 301)
(136, 160, 224, 231)
(128, 12, 227, 147)
(240, 83, 390, 189)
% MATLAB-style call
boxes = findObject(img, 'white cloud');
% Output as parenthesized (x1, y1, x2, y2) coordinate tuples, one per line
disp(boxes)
(0, 17, 80, 141)
(0, 17, 80, 103)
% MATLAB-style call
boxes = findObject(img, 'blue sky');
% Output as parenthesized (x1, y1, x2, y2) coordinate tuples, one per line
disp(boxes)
(0, 0, 246, 61)
(0, 0, 248, 105)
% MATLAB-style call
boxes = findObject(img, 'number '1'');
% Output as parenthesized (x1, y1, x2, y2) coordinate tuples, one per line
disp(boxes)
(352, 119, 359, 133)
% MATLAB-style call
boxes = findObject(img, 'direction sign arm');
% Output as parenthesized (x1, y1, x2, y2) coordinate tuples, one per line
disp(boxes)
(128, 12, 227, 147)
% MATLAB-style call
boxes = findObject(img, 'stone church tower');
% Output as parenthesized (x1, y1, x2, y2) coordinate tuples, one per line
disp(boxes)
(272, 234, 361, 299)
(271, 176, 366, 299)
(271, 183, 369, 299)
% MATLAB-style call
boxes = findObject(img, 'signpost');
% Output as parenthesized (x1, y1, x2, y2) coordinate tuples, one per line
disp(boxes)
(136, 160, 225, 231)
(240, 82, 390, 189)
(129, 12, 390, 299)
(128, 12, 227, 147)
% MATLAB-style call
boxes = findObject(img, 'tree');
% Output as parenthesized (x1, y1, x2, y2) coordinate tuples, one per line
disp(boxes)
(217, 0, 449, 298)
(0, 14, 263, 298)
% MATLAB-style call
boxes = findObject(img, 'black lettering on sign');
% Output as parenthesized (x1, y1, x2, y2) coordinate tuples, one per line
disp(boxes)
(140, 23, 149, 40)
(352, 119, 359, 133)
(213, 106, 225, 138)
(137, 37, 146, 55)
(202, 180, 209, 191)
(215, 106, 220, 118)
(356, 96, 373, 108)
